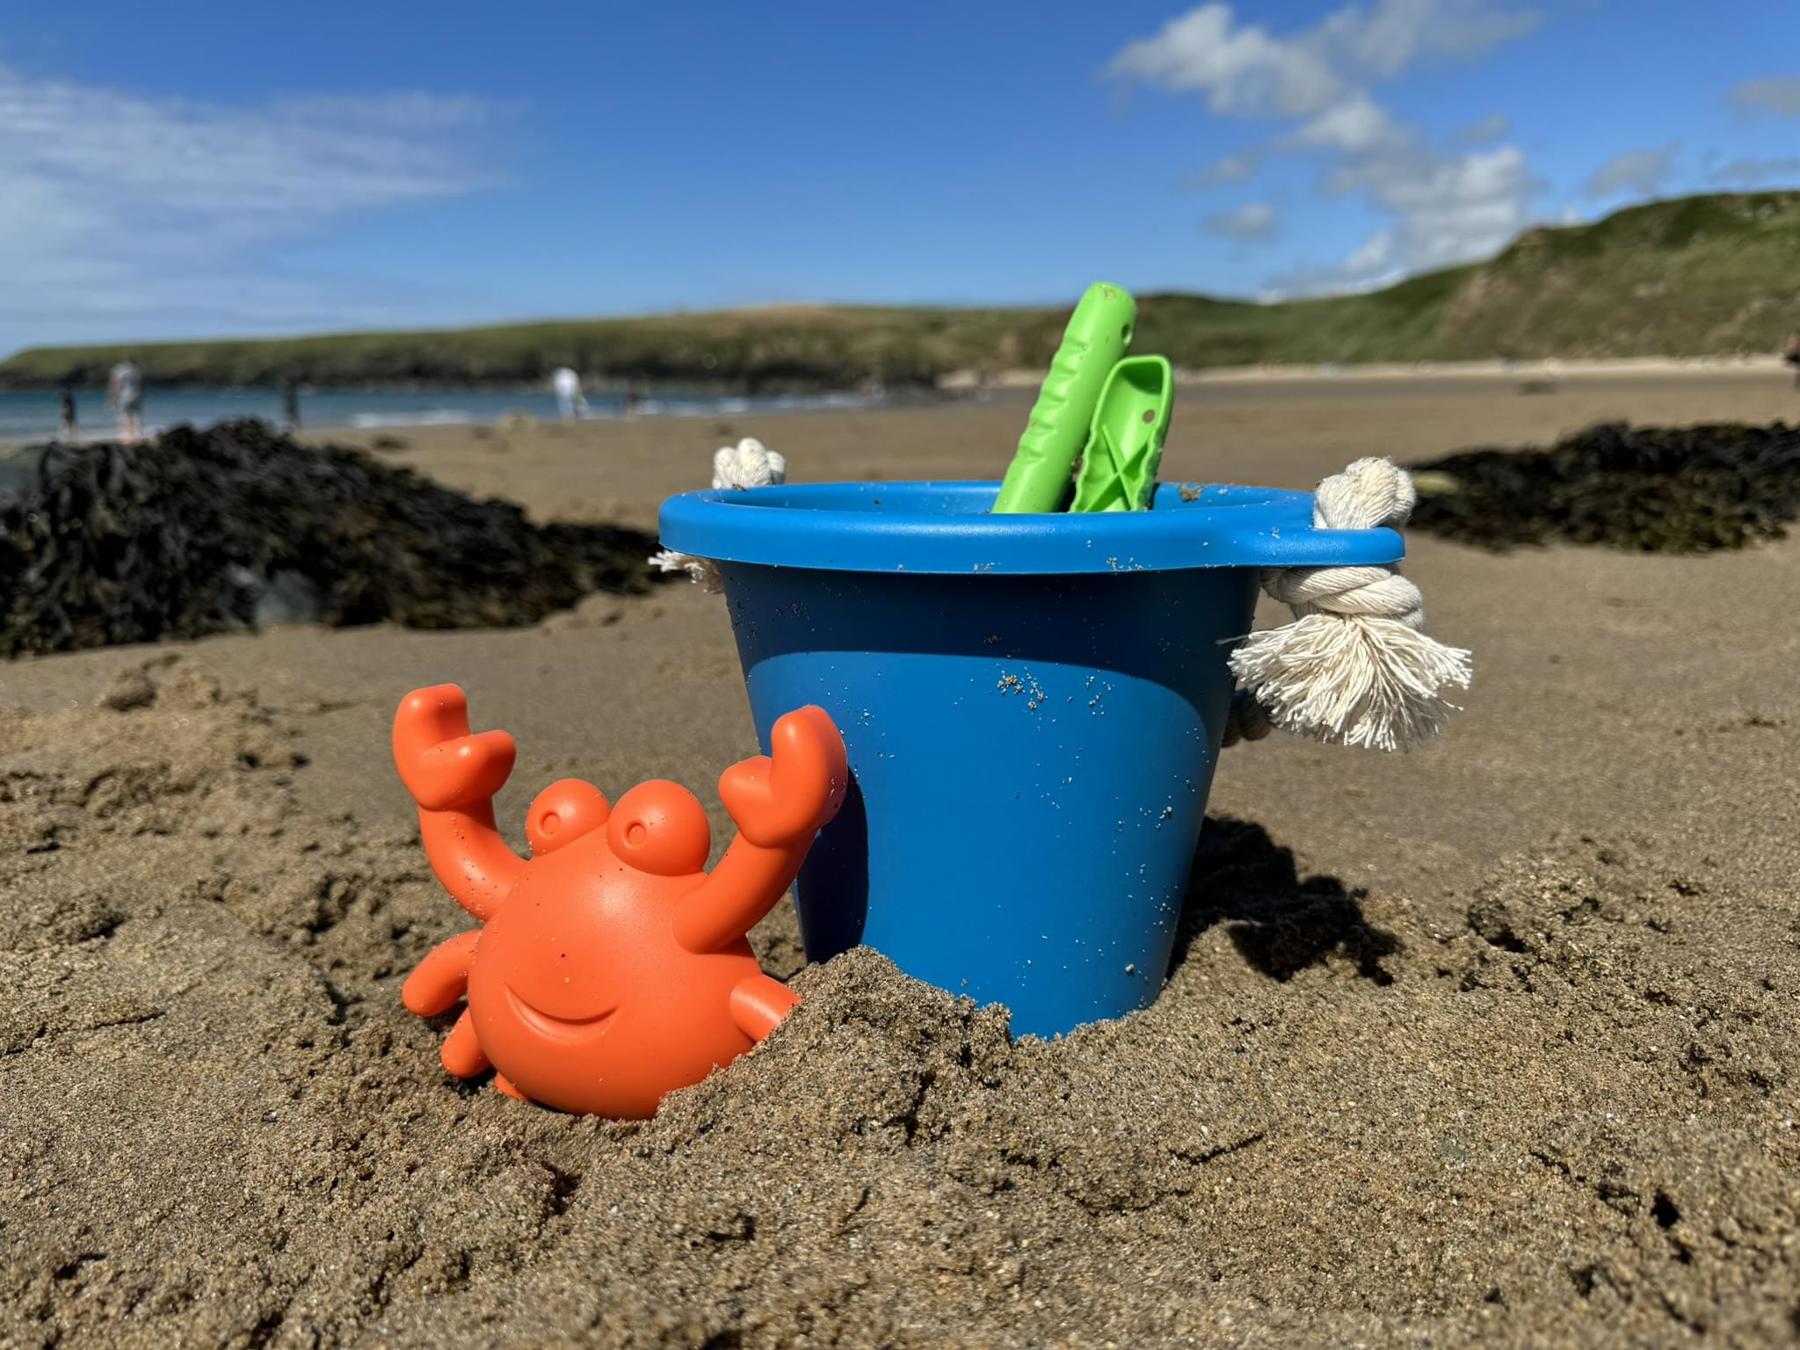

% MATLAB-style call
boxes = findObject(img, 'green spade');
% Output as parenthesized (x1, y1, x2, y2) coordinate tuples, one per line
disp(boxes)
(993, 282, 1137, 514)
(1068, 355, 1174, 513)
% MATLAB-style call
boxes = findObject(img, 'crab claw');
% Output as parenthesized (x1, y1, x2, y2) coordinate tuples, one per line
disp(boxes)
(719, 706, 847, 848)
(393, 684, 516, 811)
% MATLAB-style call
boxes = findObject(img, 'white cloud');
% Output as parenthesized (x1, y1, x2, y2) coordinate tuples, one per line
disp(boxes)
(1108, 0, 1536, 111)
(1186, 151, 1258, 186)
(1290, 93, 1408, 154)
(1107, 4, 1342, 117)
(1707, 155, 1800, 186)
(1374, 145, 1537, 265)
(1344, 230, 1397, 275)
(1314, 0, 1540, 78)
(1727, 76, 1800, 118)
(0, 64, 501, 351)
(1456, 112, 1510, 144)
(1301, 144, 1539, 290)
(1203, 201, 1279, 240)
(1109, 2, 1542, 295)
(1583, 144, 1679, 199)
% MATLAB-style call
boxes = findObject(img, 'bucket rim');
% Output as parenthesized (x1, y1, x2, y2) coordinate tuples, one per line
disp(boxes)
(660, 479, 1404, 576)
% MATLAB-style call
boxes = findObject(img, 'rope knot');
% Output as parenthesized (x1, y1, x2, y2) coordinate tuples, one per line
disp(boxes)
(712, 438, 787, 491)
(651, 438, 789, 590)
(1228, 458, 1471, 752)
(1312, 455, 1417, 531)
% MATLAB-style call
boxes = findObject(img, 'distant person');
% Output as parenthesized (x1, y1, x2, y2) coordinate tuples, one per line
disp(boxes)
(624, 379, 645, 417)
(281, 376, 302, 432)
(551, 366, 587, 420)
(57, 384, 78, 441)
(108, 357, 143, 444)
(1784, 333, 1800, 389)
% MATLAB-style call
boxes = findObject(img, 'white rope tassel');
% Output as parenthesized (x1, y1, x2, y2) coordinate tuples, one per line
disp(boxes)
(711, 438, 786, 490)
(650, 438, 788, 591)
(1228, 457, 1472, 752)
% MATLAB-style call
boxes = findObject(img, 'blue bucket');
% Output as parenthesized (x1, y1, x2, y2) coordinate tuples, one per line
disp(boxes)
(660, 481, 1401, 1036)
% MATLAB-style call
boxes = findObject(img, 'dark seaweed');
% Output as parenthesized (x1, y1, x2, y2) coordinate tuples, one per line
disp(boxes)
(0, 420, 657, 657)
(1408, 421, 1800, 553)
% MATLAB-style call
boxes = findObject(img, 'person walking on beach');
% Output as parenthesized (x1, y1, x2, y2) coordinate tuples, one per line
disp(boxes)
(57, 384, 78, 441)
(552, 365, 586, 420)
(1784, 333, 1800, 389)
(108, 357, 143, 444)
(281, 376, 302, 433)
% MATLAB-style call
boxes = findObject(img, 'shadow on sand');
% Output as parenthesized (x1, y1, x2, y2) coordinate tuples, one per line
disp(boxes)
(1171, 815, 1402, 985)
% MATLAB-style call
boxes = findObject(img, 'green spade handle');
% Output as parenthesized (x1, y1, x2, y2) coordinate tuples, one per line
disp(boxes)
(993, 282, 1136, 513)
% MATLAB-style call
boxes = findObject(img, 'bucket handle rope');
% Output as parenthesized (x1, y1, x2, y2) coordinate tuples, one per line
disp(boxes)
(649, 439, 787, 591)
(1226, 457, 1471, 752)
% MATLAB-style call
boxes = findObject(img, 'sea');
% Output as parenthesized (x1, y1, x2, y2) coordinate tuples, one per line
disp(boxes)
(0, 384, 885, 443)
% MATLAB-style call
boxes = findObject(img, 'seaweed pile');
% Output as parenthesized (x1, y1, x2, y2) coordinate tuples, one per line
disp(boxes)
(0, 420, 657, 657)
(1408, 420, 1800, 552)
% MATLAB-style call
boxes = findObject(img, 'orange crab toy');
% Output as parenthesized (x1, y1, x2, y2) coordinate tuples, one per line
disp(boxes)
(393, 684, 847, 1118)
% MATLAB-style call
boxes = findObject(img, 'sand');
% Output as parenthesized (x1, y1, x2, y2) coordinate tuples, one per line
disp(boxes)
(2, 372, 1798, 1346)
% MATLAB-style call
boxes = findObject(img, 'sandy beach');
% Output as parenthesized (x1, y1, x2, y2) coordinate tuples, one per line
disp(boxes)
(3, 371, 1797, 1345)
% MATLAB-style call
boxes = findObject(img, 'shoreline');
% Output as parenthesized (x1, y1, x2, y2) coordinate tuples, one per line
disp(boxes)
(943, 353, 1788, 388)
(6, 355, 1797, 450)
(0, 386, 907, 451)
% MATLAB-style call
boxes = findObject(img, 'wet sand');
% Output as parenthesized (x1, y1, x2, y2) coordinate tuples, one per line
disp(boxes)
(3, 372, 1797, 1346)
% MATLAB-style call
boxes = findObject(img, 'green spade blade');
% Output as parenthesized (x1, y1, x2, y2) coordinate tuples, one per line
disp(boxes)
(1069, 355, 1174, 513)
(993, 281, 1136, 513)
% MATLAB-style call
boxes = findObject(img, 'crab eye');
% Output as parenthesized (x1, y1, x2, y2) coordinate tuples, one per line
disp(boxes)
(607, 780, 710, 876)
(525, 779, 610, 856)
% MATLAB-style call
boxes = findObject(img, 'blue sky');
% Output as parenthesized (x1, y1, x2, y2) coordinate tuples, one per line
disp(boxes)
(3, 0, 1799, 353)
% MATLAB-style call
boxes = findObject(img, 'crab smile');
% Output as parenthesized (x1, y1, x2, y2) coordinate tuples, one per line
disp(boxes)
(504, 987, 618, 1043)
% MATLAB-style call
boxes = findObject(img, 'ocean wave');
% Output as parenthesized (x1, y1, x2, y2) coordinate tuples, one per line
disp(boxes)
(346, 410, 477, 429)
(0, 386, 893, 442)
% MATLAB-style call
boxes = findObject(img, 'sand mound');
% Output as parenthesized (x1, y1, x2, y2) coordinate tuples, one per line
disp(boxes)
(2, 659, 1796, 1346)
(1408, 421, 1800, 552)
(0, 422, 658, 657)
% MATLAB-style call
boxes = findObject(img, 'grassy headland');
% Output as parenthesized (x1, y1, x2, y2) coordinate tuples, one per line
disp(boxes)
(5, 192, 1798, 392)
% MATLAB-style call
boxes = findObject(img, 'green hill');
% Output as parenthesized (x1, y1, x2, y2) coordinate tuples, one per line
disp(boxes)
(5, 192, 1799, 391)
